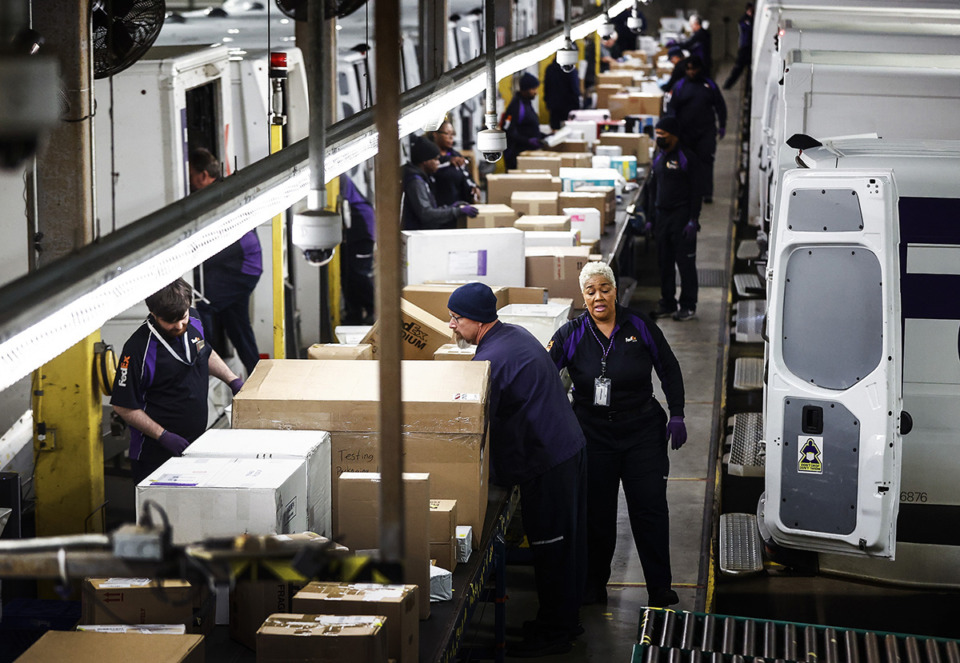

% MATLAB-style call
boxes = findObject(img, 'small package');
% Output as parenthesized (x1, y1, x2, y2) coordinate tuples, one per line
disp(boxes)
(456, 526, 473, 564)
(429, 564, 453, 602)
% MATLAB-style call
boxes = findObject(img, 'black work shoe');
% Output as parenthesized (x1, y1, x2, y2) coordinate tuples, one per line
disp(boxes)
(507, 634, 573, 658)
(650, 306, 677, 320)
(672, 308, 697, 321)
(648, 587, 680, 607)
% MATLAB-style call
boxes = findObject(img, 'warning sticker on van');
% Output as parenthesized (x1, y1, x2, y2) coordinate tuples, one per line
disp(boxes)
(798, 436, 823, 474)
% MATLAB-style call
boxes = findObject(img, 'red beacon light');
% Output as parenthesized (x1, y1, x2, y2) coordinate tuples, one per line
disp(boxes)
(269, 52, 288, 79)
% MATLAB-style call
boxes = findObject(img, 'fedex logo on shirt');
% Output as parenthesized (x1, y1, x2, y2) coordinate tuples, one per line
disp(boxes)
(118, 355, 130, 387)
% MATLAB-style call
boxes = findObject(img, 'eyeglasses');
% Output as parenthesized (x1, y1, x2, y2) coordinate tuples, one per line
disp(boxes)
(449, 314, 464, 323)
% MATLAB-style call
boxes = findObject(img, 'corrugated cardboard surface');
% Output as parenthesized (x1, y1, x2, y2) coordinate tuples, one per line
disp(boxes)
(257, 614, 387, 662)
(433, 344, 476, 361)
(81, 579, 211, 635)
(525, 246, 593, 300)
(599, 132, 653, 163)
(428, 499, 458, 571)
(403, 284, 510, 320)
(293, 583, 417, 663)
(520, 150, 592, 168)
(559, 191, 613, 225)
(229, 579, 306, 651)
(16, 631, 204, 662)
(485, 173, 560, 205)
(338, 473, 431, 619)
(307, 343, 374, 360)
(467, 203, 519, 229)
(233, 360, 490, 540)
(515, 155, 563, 176)
(514, 215, 571, 232)
(510, 191, 560, 216)
(360, 299, 453, 360)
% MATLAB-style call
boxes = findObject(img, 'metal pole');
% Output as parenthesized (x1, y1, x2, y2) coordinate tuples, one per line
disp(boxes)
(374, 0, 405, 576)
(308, 0, 328, 212)
(484, 0, 497, 126)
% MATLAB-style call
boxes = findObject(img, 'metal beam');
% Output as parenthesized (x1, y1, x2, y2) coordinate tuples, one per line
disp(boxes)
(419, 0, 448, 82)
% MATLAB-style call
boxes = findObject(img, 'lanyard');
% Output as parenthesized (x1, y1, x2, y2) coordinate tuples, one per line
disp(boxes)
(146, 319, 194, 366)
(586, 320, 615, 378)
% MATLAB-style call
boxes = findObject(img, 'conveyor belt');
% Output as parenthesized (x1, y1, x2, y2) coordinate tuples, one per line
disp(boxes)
(632, 608, 960, 663)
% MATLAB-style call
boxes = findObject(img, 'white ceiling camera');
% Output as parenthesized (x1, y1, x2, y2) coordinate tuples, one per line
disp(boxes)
(292, 205, 342, 266)
(477, 128, 507, 164)
(627, 11, 644, 35)
(599, 14, 616, 40)
(557, 38, 578, 74)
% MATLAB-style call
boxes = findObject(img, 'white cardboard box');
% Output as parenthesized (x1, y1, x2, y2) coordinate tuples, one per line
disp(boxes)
(523, 230, 580, 248)
(562, 207, 602, 242)
(137, 456, 309, 545)
(498, 302, 573, 346)
(182, 429, 332, 538)
(402, 228, 525, 287)
(559, 167, 624, 197)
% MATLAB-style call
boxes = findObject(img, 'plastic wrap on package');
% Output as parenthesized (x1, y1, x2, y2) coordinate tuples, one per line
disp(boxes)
(429, 564, 453, 602)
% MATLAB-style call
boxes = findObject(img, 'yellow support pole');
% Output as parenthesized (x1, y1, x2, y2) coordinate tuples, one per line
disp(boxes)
(32, 333, 105, 539)
(271, 122, 286, 359)
(325, 178, 342, 332)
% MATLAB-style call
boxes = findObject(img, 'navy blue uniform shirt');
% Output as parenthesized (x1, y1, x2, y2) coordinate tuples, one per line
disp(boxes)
(647, 145, 704, 222)
(474, 321, 585, 486)
(549, 305, 684, 418)
(666, 75, 727, 142)
(111, 308, 212, 460)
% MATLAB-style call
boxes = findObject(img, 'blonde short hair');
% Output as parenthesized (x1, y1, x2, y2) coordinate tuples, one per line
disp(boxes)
(579, 261, 616, 291)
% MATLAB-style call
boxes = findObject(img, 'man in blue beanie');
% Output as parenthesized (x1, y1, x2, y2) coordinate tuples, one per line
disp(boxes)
(401, 136, 478, 230)
(501, 72, 546, 170)
(447, 282, 587, 657)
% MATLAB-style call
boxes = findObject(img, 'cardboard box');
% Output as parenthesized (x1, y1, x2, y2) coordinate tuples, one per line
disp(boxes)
(519, 150, 592, 168)
(595, 83, 624, 109)
(592, 154, 638, 179)
(525, 246, 593, 300)
(596, 72, 636, 86)
(515, 154, 563, 176)
(81, 579, 211, 635)
(523, 230, 580, 247)
(136, 457, 309, 545)
(552, 139, 590, 153)
(402, 228, 526, 287)
(609, 92, 663, 120)
(401, 284, 511, 321)
(16, 631, 204, 663)
(230, 579, 306, 650)
(338, 472, 431, 619)
(183, 429, 332, 538)
(293, 583, 418, 663)
(498, 302, 573, 346)
(574, 185, 617, 222)
(499, 286, 548, 306)
(257, 614, 387, 663)
(433, 344, 476, 361)
(510, 190, 560, 216)
(484, 173, 558, 205)
(360, 299, 453, 361)
(609, 58, 648, 71)
(307, 343, 373, 360)
(562, 120, 599, 145)
(559, 191, 613, 225)
(233, 360, 491, 540)
(428, 499, 458, 571)
(467, 203, 519, 229)
(514, 215, 571, 233)
(335, 326, 373, 344)
(560, 168, 621, 194)
(598, 132, 653, 164)
(76, 625, 187, 634)
(563, 207, 602, 242)
(456, 526, 473, 563)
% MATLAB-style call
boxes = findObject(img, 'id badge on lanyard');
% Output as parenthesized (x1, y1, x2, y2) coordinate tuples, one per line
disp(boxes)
(594, 358, 612, 407)
(147, 320, 195, 366)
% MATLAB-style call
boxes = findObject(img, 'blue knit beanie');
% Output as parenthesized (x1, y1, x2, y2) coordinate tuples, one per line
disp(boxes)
(448, 282, 499, 323)
(520, 72, 540, 90)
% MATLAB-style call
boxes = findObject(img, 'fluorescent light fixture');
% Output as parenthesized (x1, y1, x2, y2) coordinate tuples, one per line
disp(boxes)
(0, 0, 633, 391)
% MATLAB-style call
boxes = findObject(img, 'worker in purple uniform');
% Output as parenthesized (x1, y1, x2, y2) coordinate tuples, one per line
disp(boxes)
(339, 174, 376, 325)
(428, 120, 480, 207)
(673, 14, 712, 78)
(665, 55, 726, 204)
(660, 47, 689, 94)
(544, 54, 581, 130)
(549, 261, 686, 610)
(501, 73, 546, 170)
(447, 282, 587, 658)
(401, 137, 478, 230)
(643, 116, 705, 321)
(190, 147, 263, 376)
(724, 3, 754, 90)
(112, 278, 243, 484)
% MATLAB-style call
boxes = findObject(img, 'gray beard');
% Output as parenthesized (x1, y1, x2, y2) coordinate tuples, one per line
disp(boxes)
(455, 334, 473, 350)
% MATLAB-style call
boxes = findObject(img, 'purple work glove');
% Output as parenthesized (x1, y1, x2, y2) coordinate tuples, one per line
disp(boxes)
(718, 126, 726, 140)
(682, 220, 698, 241)
(229, 377, 244, 396)
(158, 430, 190, 456)
(643, 221, 653, 235)
(458, 204, 479, 218)
(666, 417, 687, 450)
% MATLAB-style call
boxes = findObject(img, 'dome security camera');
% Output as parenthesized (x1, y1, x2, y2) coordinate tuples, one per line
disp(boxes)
(477, 128, 507, 163)
(556, 40, 578, 73)
(627, 12, 644, 35)
(599, 14, 616, 40)
(292, 206, 342, 266)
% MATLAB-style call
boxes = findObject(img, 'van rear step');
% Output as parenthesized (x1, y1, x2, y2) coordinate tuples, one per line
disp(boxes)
(724, 412, 764, 477)
(719, 512, 764, 576)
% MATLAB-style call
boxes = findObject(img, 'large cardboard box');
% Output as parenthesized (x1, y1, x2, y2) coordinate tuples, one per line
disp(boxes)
(552, 139, 590, 153)
(136, 456, 309, 545)
(563, 207, 602, 242)
(559, 191, 613, 225)
(467, 203, 519, 229)
(525, 246, 593, 300)
(402, 284, 514, 321)
(560, 168, 621, 195)
(519, 150, 592, 168)
(596, 83, 623, 109)
(523, 230, 580, 248)
(402, 228, 525, 287)
(360, 299, 453, 361)
(81, 579, 211, 635)
(510, 191, 560, 216)
(593, 154, 638, 179)
(599, 132, 653, 164)
(433, 344, 476, 361)
(293, 583, 418, 663)
(574, 185, 618, 223)
(485, 173, 558, 205)
(515, 154, 563, 176)
(307, 343, 373, 360)
(428, 499, 458, 571)
(609, 92, 663, 120)
(514, 215, 571, 233)
(257, 614, 387, 663)
(233, 360, 491, 540)
(596, 71, 636, 87)
(16, 631, 204, 663)
(182, 429, 332, 538)
(338, 473, 431, 619)
(499, 286, 548, 306)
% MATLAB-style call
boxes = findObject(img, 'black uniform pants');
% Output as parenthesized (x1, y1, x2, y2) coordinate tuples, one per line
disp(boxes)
(688, 131, 717, 199)
(340, 239, 376, 325)
(655, 206, 698, 312)
(724, 47, 751, 89)
(518, 448, 587, 633)
(576, 401, 673, 592)
(198, 272, 261, 375)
